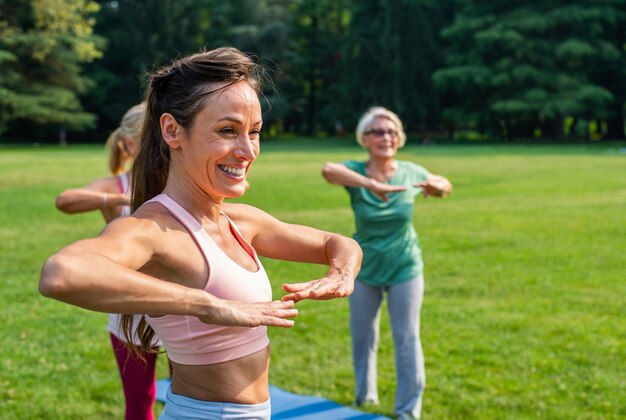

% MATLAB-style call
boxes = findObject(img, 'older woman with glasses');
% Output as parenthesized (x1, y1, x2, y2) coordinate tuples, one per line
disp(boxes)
(322, 106, 452, 420)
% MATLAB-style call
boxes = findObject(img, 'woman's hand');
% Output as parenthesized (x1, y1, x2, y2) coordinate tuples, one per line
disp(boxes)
(415, 175, 452, 198)
(280, 271, 355, 302)
(370, 180, 407, 202)
(198, 299, 297, 328)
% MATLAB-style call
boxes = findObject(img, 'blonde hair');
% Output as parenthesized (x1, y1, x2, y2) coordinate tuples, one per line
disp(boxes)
(355, 106, 407, 148)
(105, 103, 146, 175)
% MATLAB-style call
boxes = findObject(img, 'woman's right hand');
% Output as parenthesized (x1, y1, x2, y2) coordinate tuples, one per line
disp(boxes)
(197, 299, 297, 328)
(369, 180, 407, 202)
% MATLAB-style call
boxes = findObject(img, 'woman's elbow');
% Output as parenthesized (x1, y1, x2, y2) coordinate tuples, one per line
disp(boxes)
(321, 162, 337, 183)
(55, 193, 73, 213)
(39, 253, 73, 299)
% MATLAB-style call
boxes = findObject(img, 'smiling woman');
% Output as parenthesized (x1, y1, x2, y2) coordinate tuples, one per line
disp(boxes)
(322, 106, 453, 420)
(39, 47, 362, 420)
(156, 81, 261, 201)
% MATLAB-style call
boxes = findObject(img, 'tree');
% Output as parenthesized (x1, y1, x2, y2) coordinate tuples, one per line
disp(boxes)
(433, 0, 625, 140)
(0, 0, 103, 137)
(339, 0, 450, 134)
(281, 0, 351, 135)
(83, 0, 216, 139)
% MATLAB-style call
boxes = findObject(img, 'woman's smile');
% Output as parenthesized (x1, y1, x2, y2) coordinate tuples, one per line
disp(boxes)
(217, 164, 247, 178)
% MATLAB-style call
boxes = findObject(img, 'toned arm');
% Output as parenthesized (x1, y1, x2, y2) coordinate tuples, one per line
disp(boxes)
(39, 209, 297, 327)
(223, 203, 362, 302)
(55, 177, 130, 220)
(39, 214, 208, 315)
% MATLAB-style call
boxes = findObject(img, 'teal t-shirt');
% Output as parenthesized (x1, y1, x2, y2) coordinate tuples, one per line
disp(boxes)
(343, 160, 429, 287)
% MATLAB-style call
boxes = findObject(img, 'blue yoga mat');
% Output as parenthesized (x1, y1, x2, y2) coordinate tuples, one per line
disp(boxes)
(156, 379, 390, 419)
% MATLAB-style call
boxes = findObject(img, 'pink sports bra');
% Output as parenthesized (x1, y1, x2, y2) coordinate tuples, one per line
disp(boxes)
(117, 172, 132, 217)
(144, 193, 272, 365)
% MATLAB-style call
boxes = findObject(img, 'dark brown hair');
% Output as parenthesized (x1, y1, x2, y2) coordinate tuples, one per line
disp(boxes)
(122, 47, 263, 357)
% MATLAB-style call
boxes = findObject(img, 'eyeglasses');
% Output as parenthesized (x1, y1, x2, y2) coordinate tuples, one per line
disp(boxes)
(364, 129, 399, 138)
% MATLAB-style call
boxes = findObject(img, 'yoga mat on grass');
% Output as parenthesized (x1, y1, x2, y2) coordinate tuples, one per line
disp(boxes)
(156, 379, 390, 419)
(268, 385, 390, 419)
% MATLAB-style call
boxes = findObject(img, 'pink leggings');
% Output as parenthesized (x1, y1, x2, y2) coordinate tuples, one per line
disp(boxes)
(110, 333, 159, 420)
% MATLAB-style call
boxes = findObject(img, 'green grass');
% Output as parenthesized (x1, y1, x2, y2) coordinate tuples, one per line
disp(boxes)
(1, 141, 624, 419)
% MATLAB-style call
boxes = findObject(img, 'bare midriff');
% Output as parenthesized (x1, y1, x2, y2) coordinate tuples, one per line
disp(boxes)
(170, 346, 270, 404)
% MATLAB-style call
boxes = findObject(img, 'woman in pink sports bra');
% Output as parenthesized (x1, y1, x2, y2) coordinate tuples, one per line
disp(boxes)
(55, 103, 171, 420)
(40, 47, 362, 420)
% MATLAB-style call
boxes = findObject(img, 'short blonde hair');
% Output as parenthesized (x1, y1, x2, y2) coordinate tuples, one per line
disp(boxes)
(355, 106, 407, 148)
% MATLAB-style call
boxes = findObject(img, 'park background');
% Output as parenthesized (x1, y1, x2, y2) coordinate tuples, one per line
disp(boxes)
(1, 1, 625, 419)
(1, 0, 625, 143)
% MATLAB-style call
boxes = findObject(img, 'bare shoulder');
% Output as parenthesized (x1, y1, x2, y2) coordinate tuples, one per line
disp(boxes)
(84, 175, 120, 193)
(222, 202, 277, 239)
(222, 202, 268, 220)
(103, 201, 178, 245)
(92, 200, 186, 267)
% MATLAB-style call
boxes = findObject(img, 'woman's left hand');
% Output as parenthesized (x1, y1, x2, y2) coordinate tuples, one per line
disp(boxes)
(280, 273, 354, 302)
(415, 175, 452, 198)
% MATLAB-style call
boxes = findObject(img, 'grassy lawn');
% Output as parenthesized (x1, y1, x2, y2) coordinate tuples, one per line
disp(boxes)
(0, 140, 624, 419)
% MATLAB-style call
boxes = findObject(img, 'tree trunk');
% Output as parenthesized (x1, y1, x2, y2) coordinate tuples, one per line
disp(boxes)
(606, 102, 625, 139)
(552, 115, 564, 140)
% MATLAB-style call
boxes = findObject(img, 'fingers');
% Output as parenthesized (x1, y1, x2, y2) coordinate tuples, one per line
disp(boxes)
(415, 181, 438, 190)
(281, 291, 315, 302)
(378, 186, 406, 195)
(259, 306, 297, 327)
(261, 318, 295, 328)
(281, 282, 311, 292)
(281, 278, 353, 302)
(372, 182, 405, 199)
(332, 282, 353, 298)
(262, 300, 298, 320)
(415, 181, 446, 198)
(376, 192, 390, 202)
(281, 280, 326, 301)
(199, 299, 298, 328)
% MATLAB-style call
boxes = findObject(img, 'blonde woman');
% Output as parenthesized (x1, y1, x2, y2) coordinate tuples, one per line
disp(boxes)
(56, 103, 168, 420)
(56, 103, 144, 222)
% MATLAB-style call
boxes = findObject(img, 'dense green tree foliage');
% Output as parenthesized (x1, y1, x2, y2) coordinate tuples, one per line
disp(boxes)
(340, 0, 451, 132)
(0, 0, 103, 136)
(433, 0, 626, 140)
(1, 0, 623, 141)
(82, 0, 215, 134)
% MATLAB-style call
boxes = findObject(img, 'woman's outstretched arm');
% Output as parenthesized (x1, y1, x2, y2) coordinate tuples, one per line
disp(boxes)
(223, 203, 363, 302)
(39, 215, 297, 328)
(55, 177, 129, 218)
(322, 162, 406, 201)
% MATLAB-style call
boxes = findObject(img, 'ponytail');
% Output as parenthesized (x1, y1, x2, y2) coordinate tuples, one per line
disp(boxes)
(130, 92, 170, 212)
